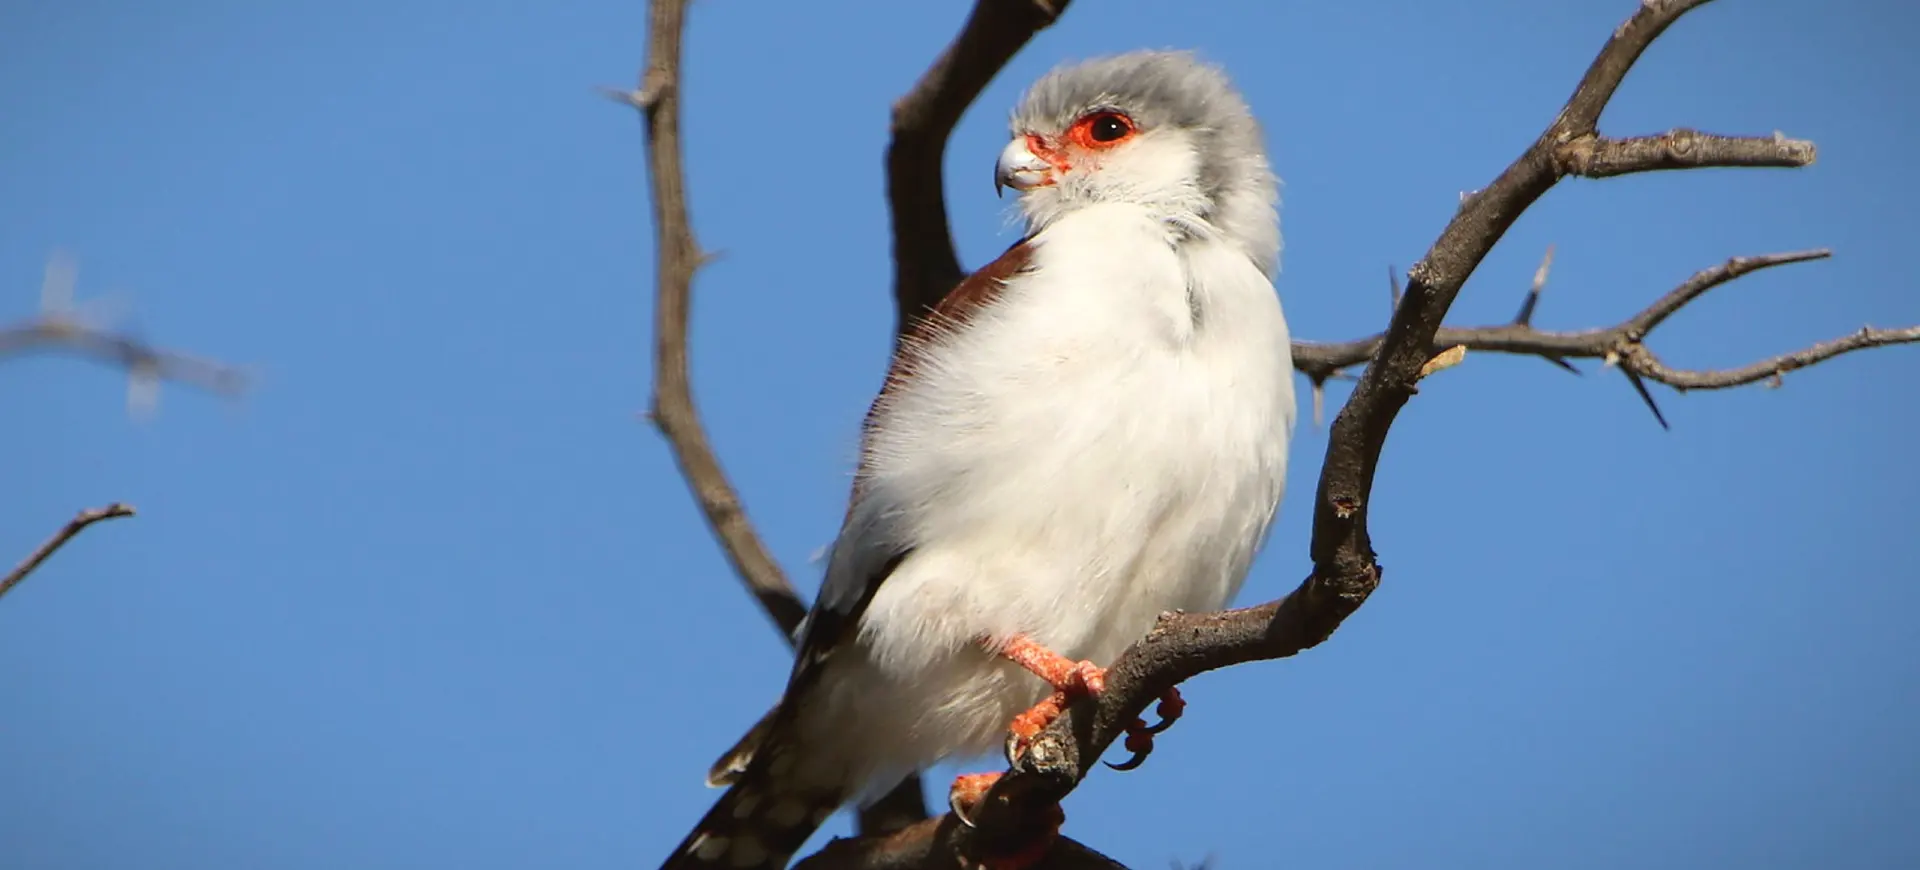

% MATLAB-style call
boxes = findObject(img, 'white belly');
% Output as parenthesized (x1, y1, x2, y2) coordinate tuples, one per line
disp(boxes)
(797, 205, 1296, 796)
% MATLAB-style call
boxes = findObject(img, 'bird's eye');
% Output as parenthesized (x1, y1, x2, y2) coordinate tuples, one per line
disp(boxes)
(1069, 112, 1135, 149)
(1088, 113, 1131, 143)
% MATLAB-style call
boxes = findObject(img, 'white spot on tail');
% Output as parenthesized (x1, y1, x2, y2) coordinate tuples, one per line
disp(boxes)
(690, 833, 728, 861)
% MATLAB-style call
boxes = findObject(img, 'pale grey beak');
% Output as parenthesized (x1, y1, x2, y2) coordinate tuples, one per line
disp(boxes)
(994, 138, 1053, 197)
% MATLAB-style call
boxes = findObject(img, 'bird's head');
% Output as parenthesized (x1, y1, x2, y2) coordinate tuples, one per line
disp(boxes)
(996, 50, 1280, 276)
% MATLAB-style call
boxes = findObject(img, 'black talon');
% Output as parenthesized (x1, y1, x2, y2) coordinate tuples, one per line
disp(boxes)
(1003, 729, 1023, 766)
(950, 789, 980, 828)
(1103, 719, 1156, 772)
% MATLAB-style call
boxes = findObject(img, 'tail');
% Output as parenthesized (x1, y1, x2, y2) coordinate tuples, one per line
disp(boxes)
(660, 748, 844, 870)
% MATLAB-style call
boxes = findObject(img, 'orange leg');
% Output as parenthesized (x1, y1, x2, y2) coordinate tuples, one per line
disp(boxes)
(998, 634, 1107, 694)
(991, 635, 1108, 760)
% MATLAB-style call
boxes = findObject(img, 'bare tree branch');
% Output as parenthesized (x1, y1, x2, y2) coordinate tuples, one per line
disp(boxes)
(1292, 249, 1917, 396)
(887, 0, 1071, 331)
(614, 0, 808, 642)
(1554, 128, 1815, 178)
(1, 503, 136, 602)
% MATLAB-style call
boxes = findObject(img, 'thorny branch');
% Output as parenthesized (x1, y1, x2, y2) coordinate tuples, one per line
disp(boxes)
(0, 504, 136, 602)
(613, 0, 808, 643)
(631, 0, 1917, 866)
(1295, 247, 1919, 429)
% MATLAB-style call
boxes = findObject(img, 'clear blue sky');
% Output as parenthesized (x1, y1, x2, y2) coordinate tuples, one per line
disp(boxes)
(4, 1, 1916, 868)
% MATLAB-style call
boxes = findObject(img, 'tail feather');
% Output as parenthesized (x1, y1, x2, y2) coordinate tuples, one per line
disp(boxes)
(706, 705, 776, 788)
(662, 751, 843, 870)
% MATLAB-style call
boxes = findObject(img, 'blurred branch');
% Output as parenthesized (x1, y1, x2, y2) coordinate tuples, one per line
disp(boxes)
(0, 503, 136, 602)
(2, 254, 248, 406)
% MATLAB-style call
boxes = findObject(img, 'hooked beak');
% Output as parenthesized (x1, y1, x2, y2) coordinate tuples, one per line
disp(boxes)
(994, 137, 1054, 197)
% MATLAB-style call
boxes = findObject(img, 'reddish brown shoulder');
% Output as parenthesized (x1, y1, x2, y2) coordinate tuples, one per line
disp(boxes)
(880, 237, 1035, 406)
(908, 237, 1037, 346)
(843, 238, 1036, 509)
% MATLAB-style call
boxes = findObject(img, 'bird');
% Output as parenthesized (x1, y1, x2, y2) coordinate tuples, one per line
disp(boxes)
(662, 49, 1296, 870)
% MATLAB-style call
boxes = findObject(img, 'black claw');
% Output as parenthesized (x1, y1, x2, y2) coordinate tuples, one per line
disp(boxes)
(1139, 714, 1179, 736)
(1622, 368, 1671, 430)
(1105, 717, 1161, 772)
(1003, 729, 1023, 766)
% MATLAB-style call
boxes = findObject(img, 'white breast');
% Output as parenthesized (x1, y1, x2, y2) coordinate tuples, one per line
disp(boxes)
(796, 203, 1295, 798)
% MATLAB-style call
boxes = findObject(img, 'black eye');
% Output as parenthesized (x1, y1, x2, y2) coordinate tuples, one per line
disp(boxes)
(1088, 113, 1131, 143)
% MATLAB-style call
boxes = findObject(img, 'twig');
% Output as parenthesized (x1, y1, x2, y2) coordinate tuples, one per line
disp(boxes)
(1554, 129, 1815, 178)
(1293, 248, 1917, 407)
(621, 0, 807, 642)
(1, 503, 136, 602)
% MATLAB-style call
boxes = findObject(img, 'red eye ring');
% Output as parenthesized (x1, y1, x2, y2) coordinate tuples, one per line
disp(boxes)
(1068, 111, 1135, 149)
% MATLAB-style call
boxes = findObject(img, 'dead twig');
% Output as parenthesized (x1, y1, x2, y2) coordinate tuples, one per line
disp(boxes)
(617, 0, 808, 642)
(1, 503, 137, 602)
(1293, 249, 1917, 428)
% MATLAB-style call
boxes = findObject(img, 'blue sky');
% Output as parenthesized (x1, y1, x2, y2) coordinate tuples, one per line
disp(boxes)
(4, 1, 1916, 868)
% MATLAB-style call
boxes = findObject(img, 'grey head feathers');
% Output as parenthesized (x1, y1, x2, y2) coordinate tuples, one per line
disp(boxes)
(1007, 50, 1280, 277)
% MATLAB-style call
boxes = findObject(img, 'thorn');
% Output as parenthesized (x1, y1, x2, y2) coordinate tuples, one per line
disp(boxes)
(1311, 379, 1326, 428)
(1543, 356, 1582, 375)
(1513, 244, 1556, 327)
(1621, 368, 1670, 430)
(595, 84, 650, 109)
(1766, 372, 1784, 389)
(1387, 265, 1402, 314)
